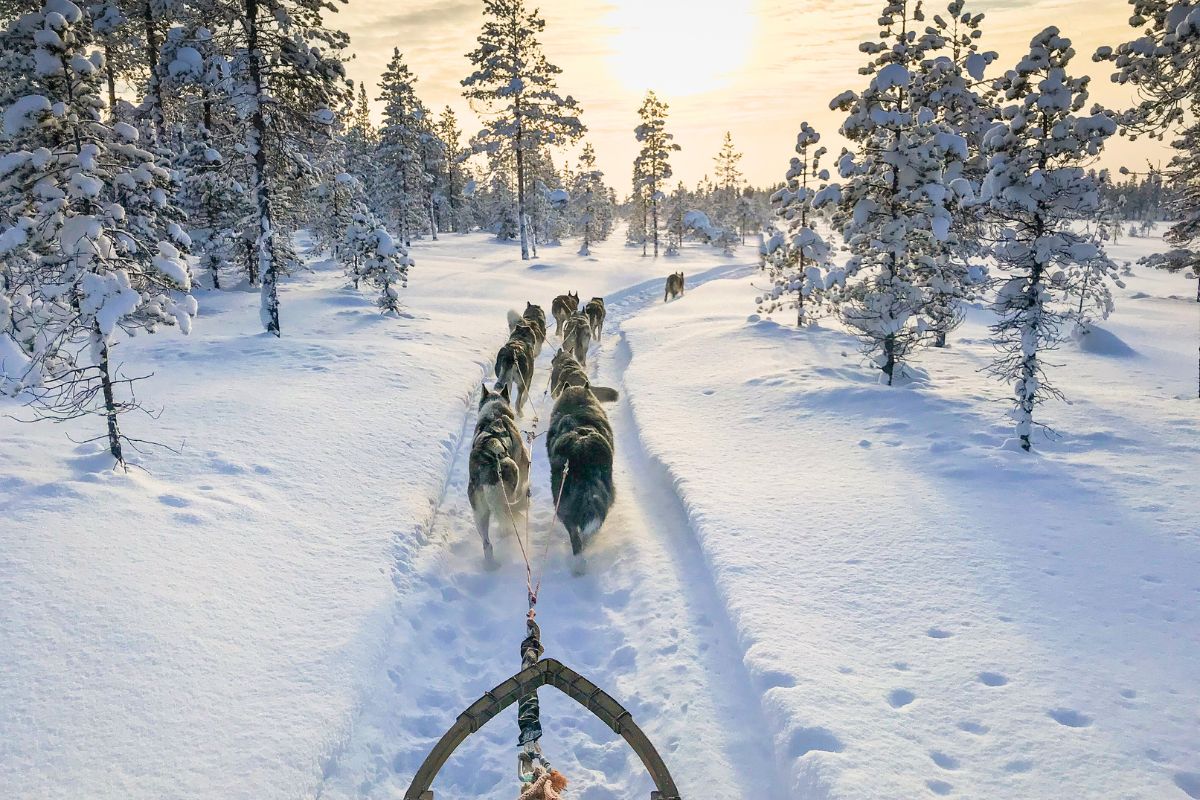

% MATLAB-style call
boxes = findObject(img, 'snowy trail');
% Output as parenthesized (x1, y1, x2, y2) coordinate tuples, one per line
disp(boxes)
(319, 259, 777, 799)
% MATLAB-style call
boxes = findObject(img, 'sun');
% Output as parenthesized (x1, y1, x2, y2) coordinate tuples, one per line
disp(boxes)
(604, 0, 756, 97)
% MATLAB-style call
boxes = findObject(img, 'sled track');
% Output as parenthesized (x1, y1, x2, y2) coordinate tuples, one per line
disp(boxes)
(318, 260, 782, 799)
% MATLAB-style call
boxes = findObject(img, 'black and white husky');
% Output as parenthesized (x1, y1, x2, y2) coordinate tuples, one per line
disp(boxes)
(560, 311, 592, 367)
(469, 384, 531, 567)
(494, 337, 534, 415)
(507, 302, 547, 355)
(546, 383, 617, 568)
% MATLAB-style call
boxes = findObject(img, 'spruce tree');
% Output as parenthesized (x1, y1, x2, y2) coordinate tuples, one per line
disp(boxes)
(462, 0, 585, 260)
(633, 91, 679, 258)
(981, 27, 1119, 450)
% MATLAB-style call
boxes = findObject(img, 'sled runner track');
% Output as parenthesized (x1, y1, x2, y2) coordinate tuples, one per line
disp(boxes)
(317, 260, 766, 799)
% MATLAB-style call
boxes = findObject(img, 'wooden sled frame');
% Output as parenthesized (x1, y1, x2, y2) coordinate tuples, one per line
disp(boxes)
(403, 658, 682, 799)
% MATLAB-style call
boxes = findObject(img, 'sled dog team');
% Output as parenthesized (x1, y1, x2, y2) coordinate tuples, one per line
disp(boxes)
(469, 273, 684, 570)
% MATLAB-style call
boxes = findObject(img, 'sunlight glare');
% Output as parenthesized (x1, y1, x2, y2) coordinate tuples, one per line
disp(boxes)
(605, 0, 756, 97)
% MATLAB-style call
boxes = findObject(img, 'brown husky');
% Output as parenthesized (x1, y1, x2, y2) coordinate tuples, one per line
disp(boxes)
(551, 291, 580, 334)
(665, 272, 685, 302)
(584, 296, 606, 340)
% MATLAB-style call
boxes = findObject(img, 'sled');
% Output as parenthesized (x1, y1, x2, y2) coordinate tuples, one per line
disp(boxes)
(403, 656, 682, 799)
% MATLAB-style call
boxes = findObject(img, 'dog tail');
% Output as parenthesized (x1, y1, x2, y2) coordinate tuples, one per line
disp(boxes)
(590, 386, 619, 403)
(507, 309, 522, 332)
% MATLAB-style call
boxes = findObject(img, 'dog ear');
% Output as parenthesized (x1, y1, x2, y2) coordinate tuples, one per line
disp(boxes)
(499, 384, 511, 402)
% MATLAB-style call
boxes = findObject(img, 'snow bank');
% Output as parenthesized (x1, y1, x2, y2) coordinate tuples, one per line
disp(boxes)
(621, 249, 1199, 798)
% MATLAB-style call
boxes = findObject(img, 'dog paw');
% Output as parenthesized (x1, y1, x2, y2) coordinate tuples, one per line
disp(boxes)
(571, 556, 588, 577)
(483, 550, 500, 571)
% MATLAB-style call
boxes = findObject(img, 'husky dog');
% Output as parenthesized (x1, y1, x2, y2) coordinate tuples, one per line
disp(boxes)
(494, 337, 534, 414)
(551, 291, 580, 334)
(665, 271, 685, 302)
(551, 348, 618, 401)
(468, 384, 531, 566)
(507, 303, 547, 354)
(584, 297, 606, 340)
(546, 384, 617, 563)
(560, 311, 592, 367)
(507, 318, 542, 358)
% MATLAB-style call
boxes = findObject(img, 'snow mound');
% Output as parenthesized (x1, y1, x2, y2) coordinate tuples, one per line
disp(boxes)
(1072, 324, 1137, 358)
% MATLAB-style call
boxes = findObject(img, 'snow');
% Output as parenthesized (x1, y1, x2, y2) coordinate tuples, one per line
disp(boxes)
(2, 229, 1197, 800)
(3, 95, 51, 135)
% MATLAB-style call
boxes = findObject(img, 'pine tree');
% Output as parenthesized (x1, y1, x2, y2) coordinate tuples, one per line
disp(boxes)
(462, 0, 585, 260)
(828, 0, 970, 383)
(570, 143, 614, 256)
(377, 51, 434, 246)
(1099, 1, 1200, 395)
(912, 0, 999, 346)
(981, 26, 1119, 450)
(633, 91, 679, 258)
(178, 0, 348, 335)
(434, 106, 471, 233)
(712, 131, 743, 231)
(0, 0, 196, 465)
(760, 122, 836, 326)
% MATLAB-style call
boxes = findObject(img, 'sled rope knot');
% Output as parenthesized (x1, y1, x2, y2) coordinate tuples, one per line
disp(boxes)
(517, 765, 568, 799)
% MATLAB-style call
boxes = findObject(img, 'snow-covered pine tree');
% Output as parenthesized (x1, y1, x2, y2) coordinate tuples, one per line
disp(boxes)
(633, 90, 679, 258)
(981, 26, 1119, 450)
(377, 50, 431, 247)
(828, 0, 970, 383)
(175, 0, 347, 335)
(712, 131, 743, 232)
(462, 0, 585, 260)
(910, 0, 998, 346)
(760, 121, 836, 326)
(434, 106, 471, 233)
(342, 208, 411, 313)
(0, 0, 196, 465)
(570, 143, 614, 255)
(1099, 2, 1200, 396)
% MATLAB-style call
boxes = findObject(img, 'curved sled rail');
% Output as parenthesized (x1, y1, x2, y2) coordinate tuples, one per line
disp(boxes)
(403, 658, 681, 800)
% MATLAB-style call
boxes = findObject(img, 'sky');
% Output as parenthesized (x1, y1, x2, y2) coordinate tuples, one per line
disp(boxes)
(336, 0, 1172, 191)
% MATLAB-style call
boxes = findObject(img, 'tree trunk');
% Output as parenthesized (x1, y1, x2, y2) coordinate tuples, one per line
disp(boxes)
(104, 45, 118, 121)
(95, 326, 125, 466)
(882, 332, 896, 386)
(143, 0, 166, 144)
(515, 138, 529, 260)
(245, 0, 278, 336)
(652, 187, 659, 258)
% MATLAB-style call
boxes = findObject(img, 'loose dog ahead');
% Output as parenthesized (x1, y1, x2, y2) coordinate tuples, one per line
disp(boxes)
(468, 384, 531, 567)
(665, 271, 685, 302)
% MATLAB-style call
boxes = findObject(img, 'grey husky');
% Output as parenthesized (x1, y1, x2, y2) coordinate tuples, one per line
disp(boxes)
(494, 337, 534, 415)
(507, 303, 547, 355)
(665, 271, 685, 302)
(546, 383, 617, 565)
(560, 311, 592, 367)
(507, 318, 542, 358)
(551, 291, 580, 334)
(584, 297, 606, 340)
(468, 384, 531, 566)
(550, 348, 618, 401)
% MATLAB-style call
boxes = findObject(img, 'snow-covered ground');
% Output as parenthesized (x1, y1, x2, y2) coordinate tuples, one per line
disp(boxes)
(1, 229, 1197, 799)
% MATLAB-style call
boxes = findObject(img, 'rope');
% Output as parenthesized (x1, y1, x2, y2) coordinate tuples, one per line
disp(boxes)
(517, 765, 568, 800)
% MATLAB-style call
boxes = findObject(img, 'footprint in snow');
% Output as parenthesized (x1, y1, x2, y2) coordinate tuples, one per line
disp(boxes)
(957, 721, 988, 735)
(1047, 708, 1093, 728)
(1004, 759, 1034, 774)
(888, 689, 916, 709)
(978, 671, 1009, 687)
(930, 751, 960, 770)
(927, 627, 953, 639)
(926, 779, 953, 795)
